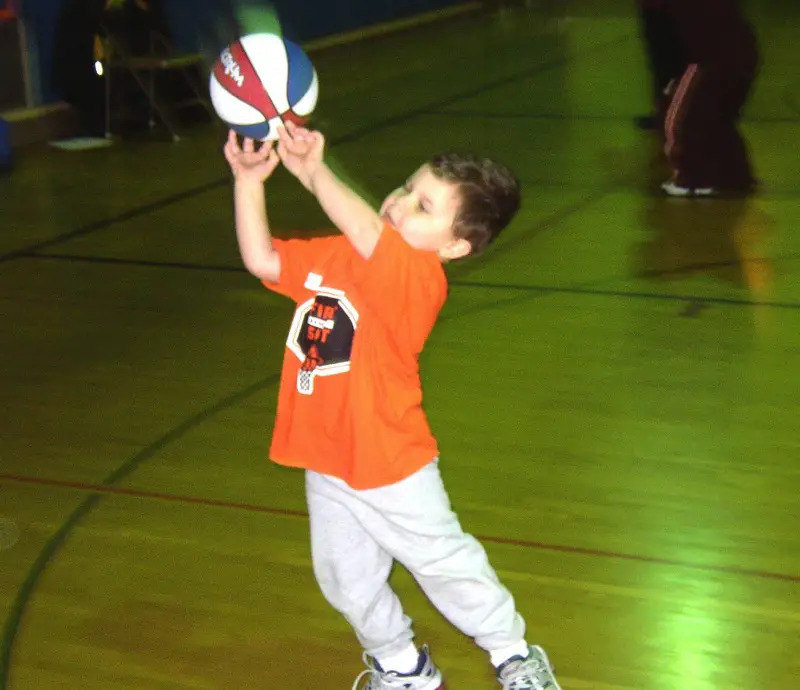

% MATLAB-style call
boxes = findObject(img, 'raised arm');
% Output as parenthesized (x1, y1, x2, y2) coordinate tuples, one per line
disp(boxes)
(277, 123, 383, 259)
(223, 130, 282, 282)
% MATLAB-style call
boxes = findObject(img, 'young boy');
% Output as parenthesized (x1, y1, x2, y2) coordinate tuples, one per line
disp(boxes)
(223, 124, 563, 690)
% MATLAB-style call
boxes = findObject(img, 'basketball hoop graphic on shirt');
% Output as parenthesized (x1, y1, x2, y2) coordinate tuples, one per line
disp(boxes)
(287, 278, 359, 395)
(297, 344, 324, 394)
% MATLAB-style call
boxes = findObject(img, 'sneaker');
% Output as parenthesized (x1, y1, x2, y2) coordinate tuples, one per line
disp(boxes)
(661, 180, 717, 198)
(496, 645, 563, 690)
(352, 645, 444, 690)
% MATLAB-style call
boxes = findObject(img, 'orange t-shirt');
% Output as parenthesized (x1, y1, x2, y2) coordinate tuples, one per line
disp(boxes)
(263, 223, 448, 489)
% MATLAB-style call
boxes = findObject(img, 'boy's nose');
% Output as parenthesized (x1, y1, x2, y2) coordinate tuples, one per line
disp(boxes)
(396, 194, 413, 213)
(387, 198, 404, 218)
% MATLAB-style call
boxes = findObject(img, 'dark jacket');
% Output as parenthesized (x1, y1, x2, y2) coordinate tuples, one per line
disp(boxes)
(665, 0, 758, 68)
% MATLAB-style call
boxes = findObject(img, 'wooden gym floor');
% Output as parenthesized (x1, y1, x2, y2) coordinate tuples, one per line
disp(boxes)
(1, 1, 799, 687)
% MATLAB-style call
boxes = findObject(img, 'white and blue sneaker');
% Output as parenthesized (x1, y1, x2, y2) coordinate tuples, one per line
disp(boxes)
(352, 645, 444, 690)
(496, 645, 563, 690)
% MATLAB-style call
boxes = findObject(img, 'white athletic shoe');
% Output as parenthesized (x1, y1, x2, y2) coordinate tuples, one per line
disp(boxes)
(496, 645, 563, 690)
(352, 645, 444, 690)
(661, 180, 717, 197)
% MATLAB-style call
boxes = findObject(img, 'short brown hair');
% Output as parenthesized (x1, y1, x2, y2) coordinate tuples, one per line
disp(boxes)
(429, 152, 521, 256)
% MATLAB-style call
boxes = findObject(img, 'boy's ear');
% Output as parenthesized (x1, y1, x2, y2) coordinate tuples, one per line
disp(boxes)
(439, 237, 472, 261)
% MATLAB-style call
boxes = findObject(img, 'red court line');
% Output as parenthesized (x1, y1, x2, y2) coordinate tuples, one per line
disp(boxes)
(2, 472, 798, 584)
(0, 473, 307, 519)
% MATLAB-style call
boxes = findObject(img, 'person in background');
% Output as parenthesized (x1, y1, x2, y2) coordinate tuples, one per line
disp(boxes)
(51, 0, 108, 137)
(661, 0, 759, 197)
(634, 0, 687, 130)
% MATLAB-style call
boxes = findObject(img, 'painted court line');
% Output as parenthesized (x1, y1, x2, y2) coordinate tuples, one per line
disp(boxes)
(20, 251, 800, 311)
(0, 31, 630, 266)
(450, 279, 800, 311)
(0, 376, 281, 686)
(2, 472, 798, 586)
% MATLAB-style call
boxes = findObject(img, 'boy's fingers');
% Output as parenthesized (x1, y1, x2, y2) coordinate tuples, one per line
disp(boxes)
(276, 127, 293, 147)
(223, 140, 240, 164)
(261, 148, 280, 176)
(286, 127, 308, 142)
(227, 129, 241, 153)
(281, 122, 316, 144)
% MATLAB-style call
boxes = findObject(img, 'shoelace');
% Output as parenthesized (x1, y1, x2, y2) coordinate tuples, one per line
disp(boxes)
(351, 668, 373, 690)
(502, 653, 554, 690)
(351, 652, 387, 690)
(351, 652, 425, 690)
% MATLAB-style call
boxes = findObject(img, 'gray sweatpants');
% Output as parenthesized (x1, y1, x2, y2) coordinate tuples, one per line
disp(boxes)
(305, 460, 526, 658)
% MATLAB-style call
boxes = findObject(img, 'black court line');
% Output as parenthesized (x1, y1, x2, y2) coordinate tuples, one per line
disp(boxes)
(0, 179, 227, 264)
(449, 279, 800, 311)
(329, 34, 632, 146)
(0, 33, 631, 266)
(0, 375, 280, 688)
(2, 473, 798, 586)
(26, 252, 247, 273)
(23, 182, 608, 276)
(21, 251, 800, 312)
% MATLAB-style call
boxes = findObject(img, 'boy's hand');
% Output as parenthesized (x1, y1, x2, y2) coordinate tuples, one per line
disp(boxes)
(223, 130, 280, 183)
(276, 121, 325, 189)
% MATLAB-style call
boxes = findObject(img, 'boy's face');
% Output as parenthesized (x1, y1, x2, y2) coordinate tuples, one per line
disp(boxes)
(380, 165, 472, 261)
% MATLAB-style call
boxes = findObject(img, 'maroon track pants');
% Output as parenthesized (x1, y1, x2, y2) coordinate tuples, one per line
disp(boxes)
(664, 59, 758, 191)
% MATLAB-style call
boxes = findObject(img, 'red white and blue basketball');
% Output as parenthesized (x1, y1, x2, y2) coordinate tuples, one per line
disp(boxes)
(209, 33, 319, 141)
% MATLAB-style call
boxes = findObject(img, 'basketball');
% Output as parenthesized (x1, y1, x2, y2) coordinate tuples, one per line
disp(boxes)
(209, 33, 319, 141)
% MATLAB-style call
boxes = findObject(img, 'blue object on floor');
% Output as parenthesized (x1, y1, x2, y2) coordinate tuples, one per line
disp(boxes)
(0, 118, 12, 172)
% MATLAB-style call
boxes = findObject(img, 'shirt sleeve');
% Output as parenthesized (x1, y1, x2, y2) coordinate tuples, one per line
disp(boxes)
(262, 235, 345, 302)
(354, 224, 448, 354)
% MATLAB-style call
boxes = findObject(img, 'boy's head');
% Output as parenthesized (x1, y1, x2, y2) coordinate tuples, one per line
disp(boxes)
(379, 153, 520, 262)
